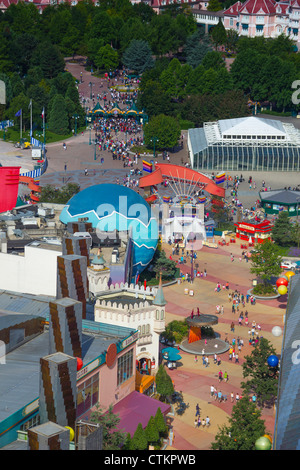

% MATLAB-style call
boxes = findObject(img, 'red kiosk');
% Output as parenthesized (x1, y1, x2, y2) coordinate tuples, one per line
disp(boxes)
(234, 220, 273, 244)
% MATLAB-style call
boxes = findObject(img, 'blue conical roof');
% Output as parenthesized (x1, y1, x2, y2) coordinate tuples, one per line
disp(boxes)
(153, 273, 167, 306)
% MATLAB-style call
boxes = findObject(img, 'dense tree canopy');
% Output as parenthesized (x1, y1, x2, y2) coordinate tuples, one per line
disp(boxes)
(1, 0, 300, 138)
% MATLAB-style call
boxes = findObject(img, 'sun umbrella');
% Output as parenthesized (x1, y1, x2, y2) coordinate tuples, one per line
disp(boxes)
(162, 347, 182, 362)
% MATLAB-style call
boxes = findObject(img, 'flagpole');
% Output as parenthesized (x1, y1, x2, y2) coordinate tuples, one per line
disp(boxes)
(42, 108, 45, 158)
(20, 109, 22, 140)
(30, 99, 32, 139)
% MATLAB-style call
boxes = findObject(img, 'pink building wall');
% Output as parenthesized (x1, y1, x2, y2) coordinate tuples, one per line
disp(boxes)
(76, 343, 137, 419)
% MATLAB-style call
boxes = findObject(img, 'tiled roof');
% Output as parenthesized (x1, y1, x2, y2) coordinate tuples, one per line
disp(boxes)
(239, 0, 277, 14)
(223, 1, 243, 16)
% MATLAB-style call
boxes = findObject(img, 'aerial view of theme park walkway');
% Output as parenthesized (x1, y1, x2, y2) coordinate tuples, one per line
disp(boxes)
(161, 240, 284, 451)
(38, 59, 295, 451)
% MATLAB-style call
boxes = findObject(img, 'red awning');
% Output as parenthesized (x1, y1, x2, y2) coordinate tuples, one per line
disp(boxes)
(139, 167, 163, 188)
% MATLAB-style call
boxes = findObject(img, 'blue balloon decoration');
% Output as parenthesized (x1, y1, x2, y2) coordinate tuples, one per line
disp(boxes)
(267, 355, 279, 368)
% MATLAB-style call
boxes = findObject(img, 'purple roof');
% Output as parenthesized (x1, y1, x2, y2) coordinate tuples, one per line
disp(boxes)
(113, 391, 171, 437)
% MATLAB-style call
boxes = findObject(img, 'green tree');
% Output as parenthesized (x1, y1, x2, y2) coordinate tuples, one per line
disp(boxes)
(95, 45, 119, 71)
(211, 396, 266, 450)
(250, 239, 282, 291)
(163, 319, 189, 344)
(225, 29, 239, 53)
(202, 50, 225, 70)
(59, 25, 81, 57)
(122, 432, 132, 450)
(145, 416, 160, 446)
(137, 80, 171, 118)
(130, 423, 148, 450)
(210, 19, 227, 49)
(34, 42, 65, 79)
(118, 17, 148, 53)
(144, 114, 180, 150)
(271, 211, 294, 246)
(160, 59, 192, 100)
(39, 183, 80, 204)
(48, 94, 69, 135)
(151, 248, 178, 280)
(241, 338, 279, 407)
(122, 39, 154, 74)
(207, 0, 223, 11)
(154, 407, 167, 436)
(292, 221, 300, 249)
(184, 28, 212, 69)
(90, 403, 127, 450)
(88, 11, 116, 46)
(155, 364, 174, 401)
(7, 92, 30, 130)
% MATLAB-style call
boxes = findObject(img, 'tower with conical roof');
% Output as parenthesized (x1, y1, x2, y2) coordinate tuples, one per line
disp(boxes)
(87, 249, 110, 296)
(153, 272, 167, 307)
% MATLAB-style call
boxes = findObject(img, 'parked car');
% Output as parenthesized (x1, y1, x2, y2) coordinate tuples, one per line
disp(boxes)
(281, 260, 297, 270)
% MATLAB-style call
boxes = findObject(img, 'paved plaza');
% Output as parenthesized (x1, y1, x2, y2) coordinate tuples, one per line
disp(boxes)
(160, 238, 286, 450)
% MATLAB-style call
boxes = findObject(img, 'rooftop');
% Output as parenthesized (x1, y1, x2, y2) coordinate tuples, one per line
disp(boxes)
(0, 322, 136, 427)
(259, 189, 300, 204)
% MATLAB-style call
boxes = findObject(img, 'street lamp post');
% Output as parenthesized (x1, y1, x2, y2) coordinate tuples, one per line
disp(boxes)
(89, 126, 92, 145)
(94, 139, 97, 161)
(72, 114, 79, 136)
(150, 136, 159, 158)
(89, 81, 94, 100)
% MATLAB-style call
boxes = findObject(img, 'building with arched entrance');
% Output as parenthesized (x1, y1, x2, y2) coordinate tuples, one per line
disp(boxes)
(94, 277, 166, 377)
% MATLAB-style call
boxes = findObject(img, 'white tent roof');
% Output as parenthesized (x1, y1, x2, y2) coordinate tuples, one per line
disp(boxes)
(219, 117, 286, 138)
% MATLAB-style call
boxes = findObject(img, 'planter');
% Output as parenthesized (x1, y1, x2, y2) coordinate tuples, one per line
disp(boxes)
(247, 288, 280, 300)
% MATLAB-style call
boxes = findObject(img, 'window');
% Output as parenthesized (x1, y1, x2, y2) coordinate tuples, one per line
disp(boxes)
(117, 349, 133, 386)
(161, 310, 164, 320)
(20, 414, 40, 431)
(230, 18, 234, 26)
(77, 373, 99, 417)
(156, 309, 160, 320)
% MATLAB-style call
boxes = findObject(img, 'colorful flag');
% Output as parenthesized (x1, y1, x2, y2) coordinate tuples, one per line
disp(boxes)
(163, 196, 171, 203)
(198, 196, 206, 203)
(142, 160, 152, 173)
(15, 109, 21, 117)
(41, 108, 44, 119)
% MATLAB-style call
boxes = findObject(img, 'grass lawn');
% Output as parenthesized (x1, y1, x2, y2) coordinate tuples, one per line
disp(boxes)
(0, 126, 86, 145)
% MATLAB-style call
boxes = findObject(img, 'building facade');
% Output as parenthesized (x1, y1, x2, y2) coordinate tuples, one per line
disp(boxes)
(94, 282, 166, 375)
(223, 0, 300, 42)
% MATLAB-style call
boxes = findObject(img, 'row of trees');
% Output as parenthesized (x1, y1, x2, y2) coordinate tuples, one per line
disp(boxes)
(89, 401, 168, 450)
(212, 337, 278, 450)
(0, 44, 85, 135)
